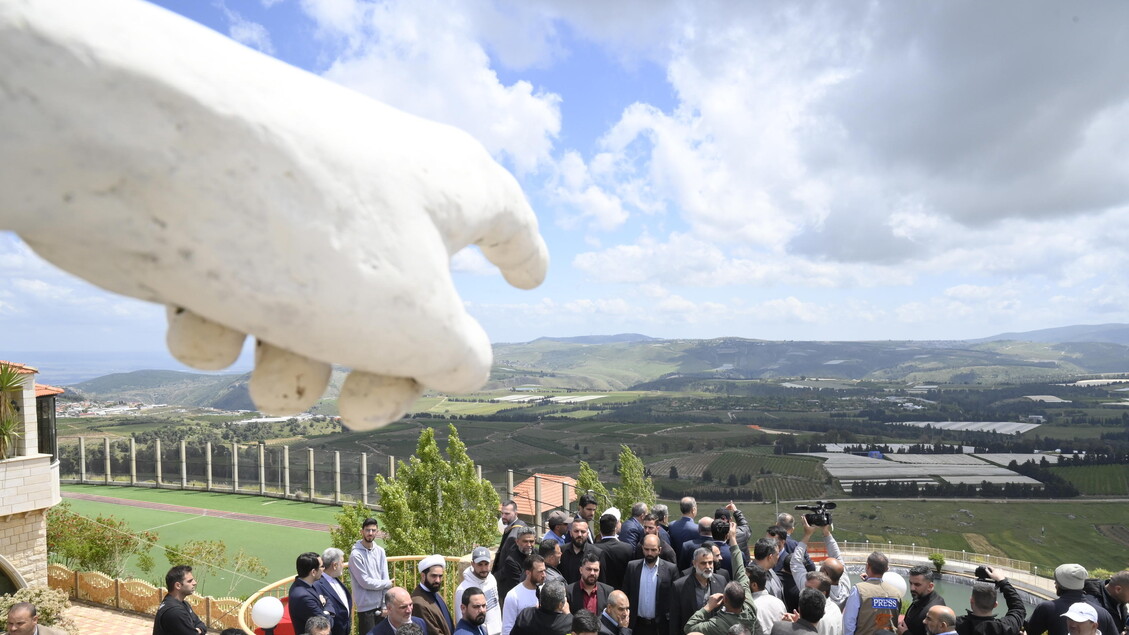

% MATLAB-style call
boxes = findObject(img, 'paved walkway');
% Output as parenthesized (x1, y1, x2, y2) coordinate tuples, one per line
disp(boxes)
(68, 601, 155, 635)
(62, 491, 332, 531)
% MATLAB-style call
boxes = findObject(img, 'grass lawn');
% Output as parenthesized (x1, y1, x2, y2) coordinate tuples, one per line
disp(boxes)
(58, 496, 331, 599)
(61, 484, 344, 524)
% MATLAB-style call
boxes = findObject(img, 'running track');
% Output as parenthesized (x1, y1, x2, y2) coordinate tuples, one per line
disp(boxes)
(62, 491, 332, 532)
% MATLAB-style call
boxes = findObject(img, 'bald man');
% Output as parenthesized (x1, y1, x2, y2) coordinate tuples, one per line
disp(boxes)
(925, 606, 957, 635)
(370, 587, 428, 635)
(599, 590, 631, 635)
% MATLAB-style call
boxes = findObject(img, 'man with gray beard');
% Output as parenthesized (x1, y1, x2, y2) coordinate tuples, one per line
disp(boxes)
(671, 546, 727, 635)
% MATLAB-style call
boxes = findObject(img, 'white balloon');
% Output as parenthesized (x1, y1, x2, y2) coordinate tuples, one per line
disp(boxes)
(251, 596, 284, 629)
(882, 571, 908, 597)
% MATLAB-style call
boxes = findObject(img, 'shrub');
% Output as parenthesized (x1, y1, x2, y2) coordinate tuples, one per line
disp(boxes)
(929, 553, 945, 574)
(0, 586, 78, 635)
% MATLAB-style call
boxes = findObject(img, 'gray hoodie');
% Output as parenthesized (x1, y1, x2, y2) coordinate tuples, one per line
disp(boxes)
(349, 539, 392, 612)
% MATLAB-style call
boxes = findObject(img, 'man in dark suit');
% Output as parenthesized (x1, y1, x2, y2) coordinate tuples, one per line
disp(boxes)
(599, 590, 633, 635)
(314, 548, 352, 635)
(289, 552, 331, 635)
(708, 519, 734, 577)
(618, 503, 648, 549)
(622, 535, 678, 635)
(496, 525, 537, 604)
(667, 497, 698, 555)
(632, 515, 677, 565)
(676, 518, 713, 572)
(370, 587, 429, 635)
(568, 553, 614, 617)
(562, 518, 601, 584)
(669, 545, 726, 635)
(492, 500, 527, 576)
(593, 513, 634, 589)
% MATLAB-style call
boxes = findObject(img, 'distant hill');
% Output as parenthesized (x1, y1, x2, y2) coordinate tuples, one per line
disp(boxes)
(528, 333, 658, 345)
(492, 336, 1129, 390)
(977, 323, 1129, 346)
(59, 326, 1129, 405)
(65, 368, 349, 411)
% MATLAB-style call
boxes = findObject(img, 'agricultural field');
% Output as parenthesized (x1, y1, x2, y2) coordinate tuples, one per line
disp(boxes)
(1050, 464, 1129, 495)
(707, 453, 827, 479)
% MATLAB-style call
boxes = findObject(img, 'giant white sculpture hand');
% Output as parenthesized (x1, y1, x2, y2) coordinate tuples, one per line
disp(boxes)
(0, 0, 549, 429)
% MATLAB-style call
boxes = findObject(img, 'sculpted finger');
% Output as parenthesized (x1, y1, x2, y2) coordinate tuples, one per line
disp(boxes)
(165, 305, 246, 370)
(337, 372, 424, 431)
(249, 341, 331, 416)
(473, 176, 550, 290)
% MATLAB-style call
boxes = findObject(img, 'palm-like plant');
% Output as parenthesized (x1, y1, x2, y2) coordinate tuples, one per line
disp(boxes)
(0, 362, 25, 459)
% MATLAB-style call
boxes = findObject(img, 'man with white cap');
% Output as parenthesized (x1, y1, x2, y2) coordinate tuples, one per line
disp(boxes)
(1027, 564, 1118, 635)
(413, 555, 454, 635)
(456, 547, 502, 635)
(1062, 603, 1100, 635)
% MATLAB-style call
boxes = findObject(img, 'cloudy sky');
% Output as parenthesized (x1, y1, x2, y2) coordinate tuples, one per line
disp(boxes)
(4, 0, 1129, 357)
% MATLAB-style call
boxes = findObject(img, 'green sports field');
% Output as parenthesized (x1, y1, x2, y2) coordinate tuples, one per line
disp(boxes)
(62, 484, 343, 524)
(58, 485, 346, 599)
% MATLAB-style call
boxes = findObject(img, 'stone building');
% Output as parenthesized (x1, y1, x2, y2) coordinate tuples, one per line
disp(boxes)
(0, 361, 62, 593)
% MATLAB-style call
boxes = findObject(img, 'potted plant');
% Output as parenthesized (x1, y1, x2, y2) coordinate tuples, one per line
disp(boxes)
(0, 362, 24, 459)
(928, 552, 945, 577)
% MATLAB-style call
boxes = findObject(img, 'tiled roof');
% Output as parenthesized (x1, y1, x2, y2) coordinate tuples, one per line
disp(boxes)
(36, 383, 65, 397)
(508, 473, 577, 518)
(0, 360, 38, 374)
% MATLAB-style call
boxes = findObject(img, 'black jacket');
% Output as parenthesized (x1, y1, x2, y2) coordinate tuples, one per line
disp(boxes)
(905, 590, 947, 635)
(510, 607, 572, 635)
(153, 595, 206, 635)
(956, 578, 1025, 635)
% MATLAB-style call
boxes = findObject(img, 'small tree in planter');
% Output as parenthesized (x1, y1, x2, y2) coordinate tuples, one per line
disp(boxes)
(0, 363, 25, 460)
(929, 553, 945, 576)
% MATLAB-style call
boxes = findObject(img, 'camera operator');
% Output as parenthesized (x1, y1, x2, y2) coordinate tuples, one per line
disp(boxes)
(791, 515, 853, 610)
(954, 566, 1025, 635)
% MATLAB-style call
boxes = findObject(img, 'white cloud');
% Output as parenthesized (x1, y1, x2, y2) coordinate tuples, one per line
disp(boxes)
(302, 0, 562, 173)
(219, 3, 276, 55)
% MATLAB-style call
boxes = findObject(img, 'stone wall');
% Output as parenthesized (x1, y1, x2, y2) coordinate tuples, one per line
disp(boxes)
(0, 510, 48, 587)
(0, 367, 61, 588)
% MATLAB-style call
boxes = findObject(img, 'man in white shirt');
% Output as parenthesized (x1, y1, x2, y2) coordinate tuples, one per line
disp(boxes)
(791, 517, 852, 610)
(500, 554, 546, 635)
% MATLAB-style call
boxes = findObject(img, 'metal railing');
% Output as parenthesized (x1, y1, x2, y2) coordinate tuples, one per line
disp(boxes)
(838, 541, 1037, 574)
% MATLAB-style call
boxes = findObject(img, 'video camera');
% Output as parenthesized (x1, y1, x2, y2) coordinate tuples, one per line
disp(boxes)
(794, 501, 836, 527)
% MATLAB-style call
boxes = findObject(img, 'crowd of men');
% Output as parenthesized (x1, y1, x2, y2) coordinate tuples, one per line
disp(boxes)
(136, 496, 1129, 635)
